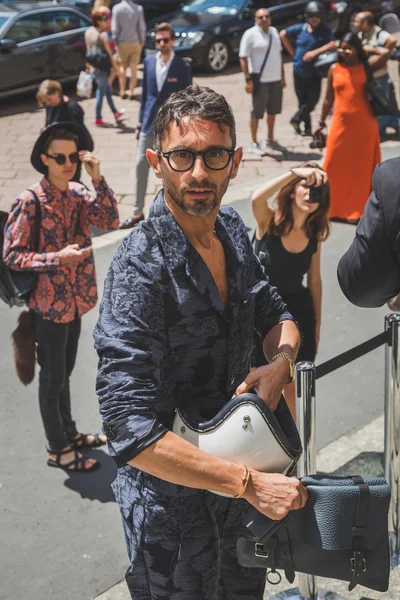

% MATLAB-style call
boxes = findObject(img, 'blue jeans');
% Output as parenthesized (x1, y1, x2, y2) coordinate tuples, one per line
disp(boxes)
(94, 69, 117, 119)
(375, 74, 399, 134)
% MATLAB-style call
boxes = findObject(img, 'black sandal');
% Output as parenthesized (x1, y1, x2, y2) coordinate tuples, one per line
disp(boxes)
(71, 433, 106, 449)
(47, 447, 99, 472)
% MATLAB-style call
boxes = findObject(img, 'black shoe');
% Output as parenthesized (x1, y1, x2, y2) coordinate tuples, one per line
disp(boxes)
(119, 214, 144, 230)
(120, 92, 127, 99)
(301, 128, 312, 137)
(290, 119, 301, 135)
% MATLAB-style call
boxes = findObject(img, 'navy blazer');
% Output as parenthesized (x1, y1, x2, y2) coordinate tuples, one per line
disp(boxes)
(139, 54, 192, 134)
(338, 158, 400, 307)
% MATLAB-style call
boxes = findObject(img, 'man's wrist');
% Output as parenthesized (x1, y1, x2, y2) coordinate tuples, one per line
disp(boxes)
(270, 353, 295, 384)
(245, 76, 252, 83)
(92, 175, 102, 186)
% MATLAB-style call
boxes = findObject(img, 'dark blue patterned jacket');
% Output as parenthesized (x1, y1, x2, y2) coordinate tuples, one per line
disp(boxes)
(94, 191, 293, 469)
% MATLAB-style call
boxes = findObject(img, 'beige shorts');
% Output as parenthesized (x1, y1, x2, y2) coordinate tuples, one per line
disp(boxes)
(118, 41, 142, 68)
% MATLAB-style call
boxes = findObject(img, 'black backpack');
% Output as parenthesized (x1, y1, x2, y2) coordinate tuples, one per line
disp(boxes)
(0, 190, 41, 308)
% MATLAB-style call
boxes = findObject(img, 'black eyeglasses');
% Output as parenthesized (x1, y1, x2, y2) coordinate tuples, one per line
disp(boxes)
(158, 148, 235, 172)
(44, 152, 79, 165)
(155, 37, 172, 44)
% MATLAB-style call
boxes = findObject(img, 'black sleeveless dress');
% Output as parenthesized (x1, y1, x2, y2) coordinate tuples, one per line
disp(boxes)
(253, 232, 318, 365)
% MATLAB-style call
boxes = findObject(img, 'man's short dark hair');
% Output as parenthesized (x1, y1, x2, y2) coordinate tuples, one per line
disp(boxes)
(154, 22, 175, 38)
(43, 129, 79, 154)
(153, 83, 236, 150)
(361, 11, 374, 26)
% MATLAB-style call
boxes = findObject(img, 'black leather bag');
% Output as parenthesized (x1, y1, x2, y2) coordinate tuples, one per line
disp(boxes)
(314, 50, 338, 78)
(237, 475, 391, 593)
(0, 190, 41, 308)
(364, 65, 400, 117)
(250, 33, 272, 96)
(85, 46, 111, 72)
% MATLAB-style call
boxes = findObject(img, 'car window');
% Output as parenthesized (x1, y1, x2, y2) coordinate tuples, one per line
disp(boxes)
(182, 0, 243, 16)
(40, 10, 87, 37)
(7, 14, 41, 44)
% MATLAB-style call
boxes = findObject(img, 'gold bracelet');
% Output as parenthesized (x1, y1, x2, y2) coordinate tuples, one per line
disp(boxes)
(271, 352, 295, 384)
(234, 465, 250, 499)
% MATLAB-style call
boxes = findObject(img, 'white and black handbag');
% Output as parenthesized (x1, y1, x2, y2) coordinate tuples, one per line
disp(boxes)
(173, 393, 302, 496)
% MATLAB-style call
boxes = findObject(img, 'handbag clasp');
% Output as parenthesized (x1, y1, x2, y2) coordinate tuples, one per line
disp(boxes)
(350, 551, 367, 573)
(255, 543, 269, 558)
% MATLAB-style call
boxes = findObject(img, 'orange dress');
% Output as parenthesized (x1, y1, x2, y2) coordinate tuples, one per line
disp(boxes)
(324, 62, 381, 221)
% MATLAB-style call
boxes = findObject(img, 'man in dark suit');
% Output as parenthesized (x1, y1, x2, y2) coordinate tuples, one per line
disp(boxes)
(338, 158, 400, 307)
(120, 23, 192, 229)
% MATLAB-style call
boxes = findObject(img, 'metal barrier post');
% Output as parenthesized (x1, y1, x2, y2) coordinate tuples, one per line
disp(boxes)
(384, 313, 400, 568)
(296, 361, 318, 600)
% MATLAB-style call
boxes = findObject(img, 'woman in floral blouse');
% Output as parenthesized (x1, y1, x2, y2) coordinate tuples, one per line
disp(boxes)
(3, 122, 119, 472)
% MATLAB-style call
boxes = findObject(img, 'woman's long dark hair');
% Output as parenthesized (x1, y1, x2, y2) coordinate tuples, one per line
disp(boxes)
(340, 32, 368, 65)
(268, 163, 331, 242)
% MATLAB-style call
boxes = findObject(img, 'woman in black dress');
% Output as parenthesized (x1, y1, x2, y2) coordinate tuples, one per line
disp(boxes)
(251, 164, 330, 418)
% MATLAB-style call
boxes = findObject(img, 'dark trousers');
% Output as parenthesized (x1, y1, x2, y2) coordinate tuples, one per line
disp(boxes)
(34, 312, 81, 451)
(292, 73, 322, 130)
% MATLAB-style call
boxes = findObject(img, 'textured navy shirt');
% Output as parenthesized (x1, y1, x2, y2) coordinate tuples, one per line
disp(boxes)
(94, 191, 293, 468)
(286, 22, 334, 79)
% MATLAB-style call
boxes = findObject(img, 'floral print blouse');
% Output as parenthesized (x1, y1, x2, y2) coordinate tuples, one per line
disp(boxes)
(3, 177, 119, 323)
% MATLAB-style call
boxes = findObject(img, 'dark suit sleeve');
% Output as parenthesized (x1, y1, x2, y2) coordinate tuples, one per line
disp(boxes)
(185, 61, 192, 86)
(139, 60, 148, 125)
(337, 163, 400, 307)
(70, 102, 84, 125)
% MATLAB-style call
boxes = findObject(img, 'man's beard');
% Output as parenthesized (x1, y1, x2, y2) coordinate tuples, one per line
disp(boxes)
(161, 165, 232, 216)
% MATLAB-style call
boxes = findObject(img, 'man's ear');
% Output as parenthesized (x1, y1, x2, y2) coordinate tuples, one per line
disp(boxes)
(147, 149, 162, 179)
(229, 147, 243, 181)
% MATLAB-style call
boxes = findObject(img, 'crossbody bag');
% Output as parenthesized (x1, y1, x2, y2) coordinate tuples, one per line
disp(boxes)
(250, 33, 272, 96)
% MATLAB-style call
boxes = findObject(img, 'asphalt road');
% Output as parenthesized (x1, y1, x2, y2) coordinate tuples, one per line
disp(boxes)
(1, 143, 399, 599)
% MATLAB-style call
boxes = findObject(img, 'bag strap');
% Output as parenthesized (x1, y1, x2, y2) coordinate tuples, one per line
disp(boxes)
(27, 189, 41, 252)
(258, 33, 273, 76)
(348, 475, 370, 591)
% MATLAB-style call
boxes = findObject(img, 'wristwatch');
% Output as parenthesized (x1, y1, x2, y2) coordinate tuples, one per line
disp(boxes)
(271, 352, 295, 384)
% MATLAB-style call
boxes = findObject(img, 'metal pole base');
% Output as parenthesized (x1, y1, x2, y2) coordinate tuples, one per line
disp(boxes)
(267, 588, 346, 600)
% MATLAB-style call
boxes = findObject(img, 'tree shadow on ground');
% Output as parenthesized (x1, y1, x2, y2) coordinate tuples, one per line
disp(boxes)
(63, 448, 117, 502)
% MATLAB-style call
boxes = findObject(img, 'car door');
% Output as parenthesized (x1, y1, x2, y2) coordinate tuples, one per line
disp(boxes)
(39, 9, 89, 81)
(0, 12, 49, 95)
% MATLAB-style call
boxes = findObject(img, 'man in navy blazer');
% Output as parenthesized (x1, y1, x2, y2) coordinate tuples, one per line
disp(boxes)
(338, 158, 400, 307)
(120, 22, 192, 229)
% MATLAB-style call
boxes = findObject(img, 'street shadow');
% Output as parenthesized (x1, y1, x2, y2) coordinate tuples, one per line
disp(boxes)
(263, 149, 323, 162)
(115, 122, 137, 134)
(0, 92, 39, 117)
(63, 448, 117, 503)
(194, 63, 242, 78)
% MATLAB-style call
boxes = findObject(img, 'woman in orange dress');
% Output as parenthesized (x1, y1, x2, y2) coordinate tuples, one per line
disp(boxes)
(320, 32, 388, 223)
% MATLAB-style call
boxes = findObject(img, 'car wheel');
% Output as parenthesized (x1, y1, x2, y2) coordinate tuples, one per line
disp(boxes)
(205, 39, 230, 73)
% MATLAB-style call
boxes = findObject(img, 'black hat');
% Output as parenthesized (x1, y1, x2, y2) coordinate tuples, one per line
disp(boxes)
(31, 121, 94, 174)
(305, 1, 323, 16)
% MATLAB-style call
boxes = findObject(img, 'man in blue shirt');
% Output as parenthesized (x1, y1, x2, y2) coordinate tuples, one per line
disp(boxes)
(94, 83, 307, 599)
(280, 1, 336, 136)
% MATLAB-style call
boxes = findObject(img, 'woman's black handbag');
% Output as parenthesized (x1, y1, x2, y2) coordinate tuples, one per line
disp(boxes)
(314, 51, 338, 78)
(237, 475, 391, 593)
(85, 46, 111, 72)
(364, 65, 400, 117)
(0, 190, 41, 308)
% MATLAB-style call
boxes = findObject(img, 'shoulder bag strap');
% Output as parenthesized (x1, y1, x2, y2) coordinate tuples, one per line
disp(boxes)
(258, 33, 273, 76)
(348, 475, 370, 591)
(27, 189, 41, 252)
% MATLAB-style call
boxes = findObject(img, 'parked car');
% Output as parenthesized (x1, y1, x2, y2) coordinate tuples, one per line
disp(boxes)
(0, 2, 91, 99)
(144, 0, 400, 73)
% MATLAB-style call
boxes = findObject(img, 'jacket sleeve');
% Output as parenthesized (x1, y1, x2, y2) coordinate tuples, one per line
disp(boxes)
(185, 61, 193, 86)
(70, 102, 84, 125)
(2, 191, 60, 271)
(337, 163, 400, 307)
(80, 178, 119, 231)
(94, 240, 168, 467)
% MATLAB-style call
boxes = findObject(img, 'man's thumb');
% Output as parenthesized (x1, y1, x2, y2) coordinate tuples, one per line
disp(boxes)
(235, 372, 257, 397)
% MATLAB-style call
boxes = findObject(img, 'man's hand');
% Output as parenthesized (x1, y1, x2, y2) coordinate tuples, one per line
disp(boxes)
(244, 470, 308, 519)
(281, 77, 286, 89)
(79, 151, 101, 184)
(291, 166, 327, 187)
(235, 360, 289, 412)
(303, 50, 317, 62)
(245, 80, 254, 94)
(59, 244, 86, 266)
(135, 125, 142, 140)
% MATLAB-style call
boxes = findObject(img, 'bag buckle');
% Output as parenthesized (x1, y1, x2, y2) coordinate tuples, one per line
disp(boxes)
(255, 543, 269, 558)
(350, 551, 367, 574)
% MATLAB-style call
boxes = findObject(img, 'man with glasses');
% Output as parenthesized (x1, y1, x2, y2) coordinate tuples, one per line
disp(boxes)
(280, 1, 336, 136)
(120, 22, 192, 230)
(95, 84, 305, 599)
(3, 122, 119, 472)
(239, 8, 285, 154)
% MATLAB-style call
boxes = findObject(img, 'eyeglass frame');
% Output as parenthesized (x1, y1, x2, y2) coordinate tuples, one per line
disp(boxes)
(157, 147, 236, 172)
(155, 36, 172, 44)
(44, 152, 79, 165)
(255, 14, 271, 19)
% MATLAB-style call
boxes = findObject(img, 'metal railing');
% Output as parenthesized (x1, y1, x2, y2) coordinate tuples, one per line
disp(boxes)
(275, 314, 400, 600)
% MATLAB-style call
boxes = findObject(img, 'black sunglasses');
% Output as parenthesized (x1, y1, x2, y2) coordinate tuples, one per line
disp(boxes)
(256, 14, 271, 19)
(155, 37, 172, 44)
(158, 148, 235, 172)
(44, 152, 79, 166)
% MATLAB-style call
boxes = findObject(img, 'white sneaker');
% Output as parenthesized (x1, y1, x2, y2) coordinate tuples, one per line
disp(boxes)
(249, 142, 264, 156)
